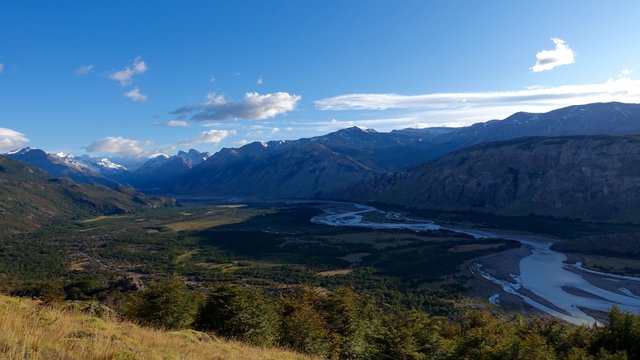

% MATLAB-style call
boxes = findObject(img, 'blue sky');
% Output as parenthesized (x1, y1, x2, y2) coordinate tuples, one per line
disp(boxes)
(1, 0, 640, 157)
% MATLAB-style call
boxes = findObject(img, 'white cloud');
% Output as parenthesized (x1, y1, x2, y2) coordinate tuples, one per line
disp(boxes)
(179, 129, 235, 146)
(233, 139, 251, 147)
(314, 75, 640, 128)
(0, 63, 4, 74)
(160, 120, 189, 127)
(124, 87, 147, 102)
(109, 57, 148, 86)
(531, 38, 575, 73)
(85, 136, 152, 157)
(75, 64, 94, 75)
(257, 76, 263, 85)
(0, 128, 29, 151)
(271, 127, 280, 134)
(286, 127, 293, 132)
(172, 91, 301, 122)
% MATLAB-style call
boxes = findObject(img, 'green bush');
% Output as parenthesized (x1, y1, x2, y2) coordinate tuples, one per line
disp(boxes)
(123, 274, 199, 329)
(195, 285, 279, 346)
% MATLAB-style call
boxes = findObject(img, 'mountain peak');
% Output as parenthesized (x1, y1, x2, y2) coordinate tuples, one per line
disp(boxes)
(6, 147, 34, 155)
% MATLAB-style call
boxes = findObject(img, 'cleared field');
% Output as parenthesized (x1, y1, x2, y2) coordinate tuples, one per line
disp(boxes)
(317, 269, 354, 277)
(81, 215, 130, 223)
(164, 208, 268, 232)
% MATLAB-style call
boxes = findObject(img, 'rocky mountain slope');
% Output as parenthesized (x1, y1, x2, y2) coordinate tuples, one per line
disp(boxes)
(170, 143, 375, 199)
(372, 135, 640, 223)
(0, 155, 173, 232)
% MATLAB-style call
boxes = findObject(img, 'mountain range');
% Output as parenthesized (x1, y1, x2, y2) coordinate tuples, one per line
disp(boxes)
(5, 101, 640, 222)
(168, 102, 640, 201)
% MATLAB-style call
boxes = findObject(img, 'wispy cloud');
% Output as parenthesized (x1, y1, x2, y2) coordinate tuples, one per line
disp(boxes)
(109, 57, 148, 86)
(75, 64, 94, 75)
(172, 92, 301, 122)
(124, 87, 147, 102)
(0, 128, 29, 151)
(159, 120, 189, 127)
(257, 76, 263, 85)
(315, 75, 640, 125)
(85, 136, 153, 157)
(531, 38, 575, 73)
(179, 129, 235, 146)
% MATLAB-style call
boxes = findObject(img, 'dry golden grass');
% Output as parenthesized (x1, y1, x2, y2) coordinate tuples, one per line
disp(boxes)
(316, 269, 353, 277)
(81, 215, 130, 223)
(0, 295, 310, 360)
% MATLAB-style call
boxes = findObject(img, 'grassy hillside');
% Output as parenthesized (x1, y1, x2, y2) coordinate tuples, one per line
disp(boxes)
(0, 156, 174, 232)
(0, 294, 309, 360)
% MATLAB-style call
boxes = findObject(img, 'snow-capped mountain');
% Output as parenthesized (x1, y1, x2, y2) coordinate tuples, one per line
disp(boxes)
(127, 149, 211, 190)
(75, 155, 128, 174)
(4, 148, 120, 188)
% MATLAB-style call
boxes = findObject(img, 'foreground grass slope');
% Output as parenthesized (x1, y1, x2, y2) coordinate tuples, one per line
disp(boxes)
(0, 294, 309, 360)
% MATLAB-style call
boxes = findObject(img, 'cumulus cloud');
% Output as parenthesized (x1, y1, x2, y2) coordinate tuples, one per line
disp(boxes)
(179, 129, 235, 146)
(85, 136, 152, 157)
(124, 87, 147, 102)
(531, 38, 575, 72)
(171, 91, 301, 122)
(314, 75, 640, 127)
(0, 128, 29, 151)
(110, 57, 148, 86)
(75, 64, 94, 75)
(159, 120, 189, 127)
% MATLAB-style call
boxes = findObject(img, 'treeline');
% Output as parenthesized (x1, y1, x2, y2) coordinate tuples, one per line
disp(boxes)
(120, 275, 639, 360)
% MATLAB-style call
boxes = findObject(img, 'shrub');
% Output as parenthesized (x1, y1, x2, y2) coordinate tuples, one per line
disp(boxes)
(123, 274, 198, 329)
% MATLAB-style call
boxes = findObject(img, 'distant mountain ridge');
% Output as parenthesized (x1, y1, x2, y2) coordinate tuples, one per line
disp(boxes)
(127, 149, 211, 190)
(4, 148, 121, 188)
(2, 148, 211, 190)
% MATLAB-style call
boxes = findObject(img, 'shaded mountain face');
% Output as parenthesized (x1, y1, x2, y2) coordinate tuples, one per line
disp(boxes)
(371, 135, 640, 223)
(0, 156, 174, 232)
(170, 143, 375, 199)
(4, 148, 120, 188)
(128, 149, 211, 190)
